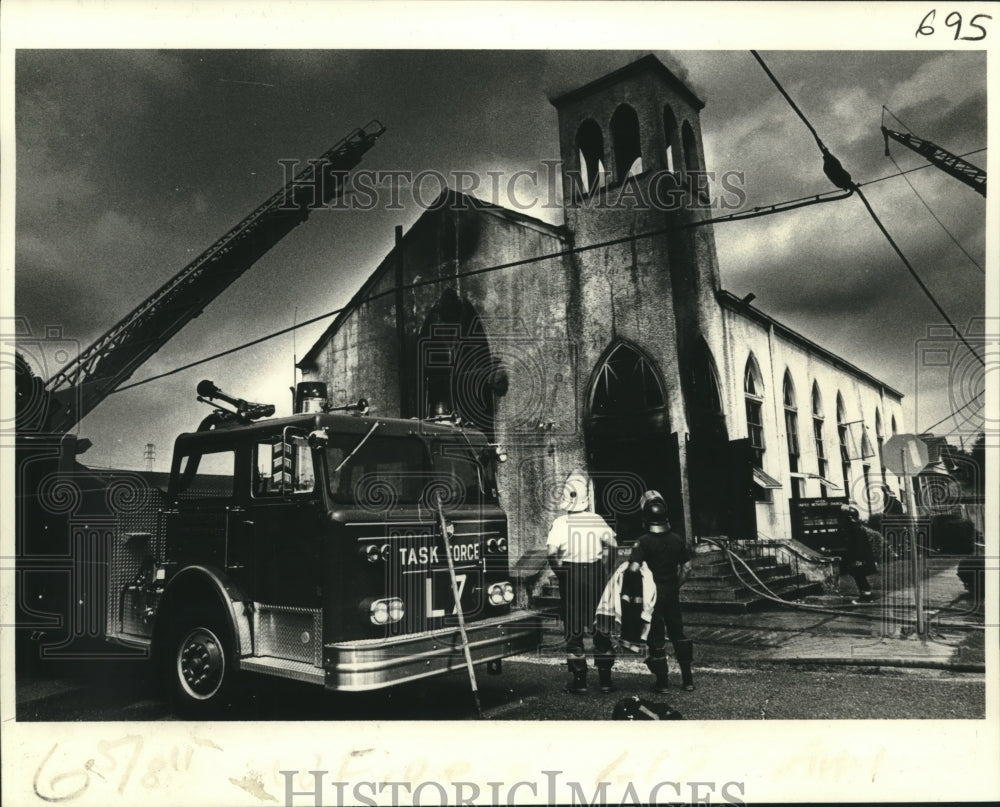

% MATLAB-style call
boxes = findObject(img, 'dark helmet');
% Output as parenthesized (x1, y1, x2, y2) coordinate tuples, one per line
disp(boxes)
(641, 490, 669, 533)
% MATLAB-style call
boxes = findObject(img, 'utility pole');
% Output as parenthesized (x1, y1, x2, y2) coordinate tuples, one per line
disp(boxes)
(143, 443, 156, 472)
(882, 433, 930, 639)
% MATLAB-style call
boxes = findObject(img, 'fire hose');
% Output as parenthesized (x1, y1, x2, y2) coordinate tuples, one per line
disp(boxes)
(697, 536, 984, 631)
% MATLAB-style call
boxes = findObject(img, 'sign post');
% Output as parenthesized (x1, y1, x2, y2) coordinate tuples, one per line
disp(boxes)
(882, 434, 930, 638)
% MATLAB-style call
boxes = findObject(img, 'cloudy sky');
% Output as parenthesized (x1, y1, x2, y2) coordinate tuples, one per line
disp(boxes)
(13, 48, 988, 469)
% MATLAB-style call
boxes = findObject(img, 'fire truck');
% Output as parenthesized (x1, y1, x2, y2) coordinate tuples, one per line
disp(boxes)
(13, 118, 541, 710)
(106, 381, 539, 708)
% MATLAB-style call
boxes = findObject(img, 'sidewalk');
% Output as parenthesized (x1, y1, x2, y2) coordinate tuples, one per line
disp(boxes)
(527, 558, 987, 673)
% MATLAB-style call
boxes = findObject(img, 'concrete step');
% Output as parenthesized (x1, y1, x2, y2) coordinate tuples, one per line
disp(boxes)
(690, 557, 780, 574)
(685, 571, 804, 594)
(688, 563, 793, 583)
(680, 586, 764, 603)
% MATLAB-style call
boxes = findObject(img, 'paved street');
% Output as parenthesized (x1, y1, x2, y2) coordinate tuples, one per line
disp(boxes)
(17, 650, 984, 722)
(16, 558, 986, 721)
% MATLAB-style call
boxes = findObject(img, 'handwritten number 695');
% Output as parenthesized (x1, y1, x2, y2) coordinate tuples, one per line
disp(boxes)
(916, 10, 992, 40)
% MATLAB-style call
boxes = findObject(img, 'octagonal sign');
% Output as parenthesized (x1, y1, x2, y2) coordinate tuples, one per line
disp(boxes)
(882, 433, 930, 476)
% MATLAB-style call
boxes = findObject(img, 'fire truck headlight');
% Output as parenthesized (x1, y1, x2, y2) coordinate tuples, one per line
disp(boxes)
(502, 582, 514, 603)
(498, 537, 508, 553)
(368, 597, 404, 625)
(370, 600, 390, 625)
(486, 538, 498, 553)
(364, 544, 381, 563)
(380, 543, 391, 562)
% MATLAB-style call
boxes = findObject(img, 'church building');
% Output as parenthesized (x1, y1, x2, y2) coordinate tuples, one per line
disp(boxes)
(299, 54, 905, 563)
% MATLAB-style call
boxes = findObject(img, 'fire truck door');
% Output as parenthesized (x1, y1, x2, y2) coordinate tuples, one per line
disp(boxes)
(225, 504, 255, 586)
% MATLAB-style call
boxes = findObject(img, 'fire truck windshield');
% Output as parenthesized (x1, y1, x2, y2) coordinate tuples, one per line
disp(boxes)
(325, 434, 493, 507)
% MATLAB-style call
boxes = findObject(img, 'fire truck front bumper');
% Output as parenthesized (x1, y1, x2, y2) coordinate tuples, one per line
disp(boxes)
(323, 611, 543, 692)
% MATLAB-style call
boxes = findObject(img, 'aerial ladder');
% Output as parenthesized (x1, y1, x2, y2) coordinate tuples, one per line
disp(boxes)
(13, 120, 384, 666)
(881, 125, 986, 197)
(35, 120, 386, 434)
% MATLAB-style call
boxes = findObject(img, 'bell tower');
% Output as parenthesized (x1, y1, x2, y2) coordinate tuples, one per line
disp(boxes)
(551, 54, 730, 541)
(550, 53, 722, 296)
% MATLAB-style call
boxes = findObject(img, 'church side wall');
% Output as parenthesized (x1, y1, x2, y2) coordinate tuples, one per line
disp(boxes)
(720, 304, 905, 537)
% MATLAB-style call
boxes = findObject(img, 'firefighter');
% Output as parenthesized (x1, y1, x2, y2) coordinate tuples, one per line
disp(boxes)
(840, 505, 878, 604)
(628, 490, 695, 692)
(546, 469, 618, 695)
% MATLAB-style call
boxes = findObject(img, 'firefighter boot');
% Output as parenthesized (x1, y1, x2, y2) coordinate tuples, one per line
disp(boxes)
(672, 639, 695, 691)
(645, 656, 670, 694)
(566, 657, 588, 695)
(597, 664, 617, 694)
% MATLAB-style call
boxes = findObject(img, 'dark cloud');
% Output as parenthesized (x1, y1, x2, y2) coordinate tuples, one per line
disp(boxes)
(13, 50, 989, 465)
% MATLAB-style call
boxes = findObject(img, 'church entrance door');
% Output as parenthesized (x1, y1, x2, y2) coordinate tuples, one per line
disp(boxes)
(584, 341, 682, 541)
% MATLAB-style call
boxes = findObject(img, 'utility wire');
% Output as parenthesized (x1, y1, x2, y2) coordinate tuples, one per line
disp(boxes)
(109, 120, 985, 395)
(880, 105, 984, 274)
(750, 51, 985, 368)
(853, 185, 983, 364)
(859, 148, 987, 188)
(920, 389, 985, 436)
(881, 105, 917, 136)
(887, 151, 984, 274)
(112, 307, 343, 392)
(751, 51, 825, 151)
(111, 187, 854, 393)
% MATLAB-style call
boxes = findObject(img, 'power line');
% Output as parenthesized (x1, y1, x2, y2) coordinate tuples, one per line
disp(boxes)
(109, 81, 987, 396)
(750, 50, 985, 368)
(852, 186, 983, 364)
(101, 143, 985, 395)
(921, 389, 984, 436)
(879, 104, 984, 274)
(886, 151, 983, 274)
(881, 105, 917, 136)
(858, 148, 987, 188)
(112, 306, 344, 392)
(751, 51, 826, 152)
(112, 186, 854, 393)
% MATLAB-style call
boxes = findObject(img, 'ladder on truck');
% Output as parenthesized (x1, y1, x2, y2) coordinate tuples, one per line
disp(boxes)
(881, 126, 986, 197)
(40, 120, 386, 434)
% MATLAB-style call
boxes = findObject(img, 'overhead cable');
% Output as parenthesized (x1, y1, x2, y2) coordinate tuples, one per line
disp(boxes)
(111, 186, 854, 393)
(750, 50, 985, 368)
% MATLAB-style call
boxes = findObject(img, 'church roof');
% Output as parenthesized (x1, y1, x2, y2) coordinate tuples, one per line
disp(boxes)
(299, 189, 568, 368)
(716, 290, 904, 399)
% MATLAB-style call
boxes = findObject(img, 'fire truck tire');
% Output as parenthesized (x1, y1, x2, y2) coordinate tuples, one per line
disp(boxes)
(166, 607, 238, 715)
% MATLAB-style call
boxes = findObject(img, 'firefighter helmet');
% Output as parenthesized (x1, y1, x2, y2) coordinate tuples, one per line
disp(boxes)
(559, 469, 593, 513)
(641, 490, 669, 533)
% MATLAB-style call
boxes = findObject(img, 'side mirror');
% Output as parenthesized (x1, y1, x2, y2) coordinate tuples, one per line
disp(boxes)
(307, 428, 329, 449)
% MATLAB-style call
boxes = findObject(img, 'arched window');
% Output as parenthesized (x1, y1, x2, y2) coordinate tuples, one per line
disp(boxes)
(836, 393, 851, 493)
(575, 119, 606, 195)
(875, 409, 887, 484)
(744, 356, 764, 469)
(681, 120, 707, 202)
(812, 381, 828, 496)
(681, 120, 699, 172)
(663, 105, 678, 174)
(418, 289, 496, 438)
(859, 411, 875, 459)
(783, 371, 801, 499)
(589, 341, 664, 416)
(610, 104, 643, 183)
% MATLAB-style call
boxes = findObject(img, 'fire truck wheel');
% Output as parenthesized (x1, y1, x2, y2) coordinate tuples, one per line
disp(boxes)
(168, 609, 236, 714)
